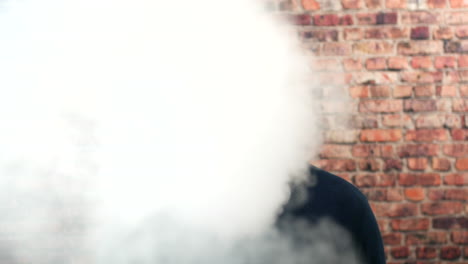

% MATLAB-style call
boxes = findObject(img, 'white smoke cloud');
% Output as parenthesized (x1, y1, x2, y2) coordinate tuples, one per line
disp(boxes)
(0, 0, 359, 263)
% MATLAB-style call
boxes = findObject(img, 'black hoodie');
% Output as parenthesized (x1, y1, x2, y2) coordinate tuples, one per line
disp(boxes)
(278, 166, 386, 264)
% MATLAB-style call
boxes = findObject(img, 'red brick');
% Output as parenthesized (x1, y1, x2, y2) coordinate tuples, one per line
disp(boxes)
(434, 56, 455, 69)
(300, 30, 339, 42)
(355, 173, 396, 187)
(456, 158, 468, 170)
(393, 85, 413, 98)
(368, 86, 390, 98)
(433, 217, 468, 229)
(411, 56, 433, 69)
(402, 11, 442, 24)
(452, 231, 468, 244)
(455, 25, 468, 39)
(358, 159, 381, 171)
(461, 85, 468, 96)
(391, 218, 430, 231)
(398, 173, 441, 186)
(366, 57, 386, 70)
(444, 173, 468, 185)
(405, 187, 425, 201)
(388, 57, 408, 70)
(343, 58, 362, 71)
(398, 41, 443, 55)
(407, 157, 428, 171)
(372, 202, 417, 217)
(363, 189, 389, 201)
(451, 0, 468, 8)
(443, 144, 468, 157)
(319, 144, 352, 158)
(382, 114, 411, 127)
(414, 85, 435, 97)
(302, 0, 320, 10)
(464, 246, 468, 258)
(311, 159, 356, 172)
(453, 99, 468, 112)
(416, 247, 438, 259)
(401, 71, 442, 84)
(404, 100, 437, 112)
(386, 0, 406, 8)
(428, 189, 445, 200)
(415, 114, 443, 128)
(351, 72, 397, 85)
(433, 27, 453, 39)
(391, 246, 410, 258)
(411, 26, 430, 40)
(356, 13, 377, 25)
(376, 12, 397, 25)
(441, 246, 462, 260)
(360, 100, 403, 113)
(314, 14, 340, 26)
(398, 144, 439, 157)
(365, 27, 409, 39)
(324, 130, 360, 143)
(353, 41, 393, 55)
(322, 43, 352, 56)
(288, 14, 312, 25)
(406, 232, 447, 245)
(445, 41, 468, 53)
(352, 144, 381, 157)
(432, 157, 451, 171)
(436, 85, 457, 97)
(383, 233, 402, 245)
(361, 129, 402, 142)
(422, 201, 464, 215)
(428, 0, 446, 8)
(384, 159, 403, 171)
(341, 0, 362, 9)
(452, 129, 468, 140)
(349, 86, 369, 98)
(343, 28, 363, 41)
(405, 129, 448, 142)
(445, 189, 468, 201)
(339, 15, 354, 25)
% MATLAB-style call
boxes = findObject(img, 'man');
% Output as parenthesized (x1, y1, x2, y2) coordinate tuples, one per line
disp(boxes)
(278, 166, 386, 264)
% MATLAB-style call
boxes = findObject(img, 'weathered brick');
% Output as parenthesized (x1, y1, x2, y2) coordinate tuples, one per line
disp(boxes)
(433, 217, 468, 229)
(391, 218, 430, 231)
(440, 246, 462, 260)
(428, 0, 446, 8)
(416, 247, 437, 259)
(398, 41, 443, 55)
(365, 0, 381, 8)
(444, 40, 468, 53)
(343, 28, 363, 41)
(365, 27, 409, 39)
(451, 0, 468, 8)
(391, 246, 410, 259)
(436, 85, 457, 97)
(452, 129, 468, 141)
(406, 232, 447, 245)
(404, 100, 437, 112)
(364, 188, 399, 201)
(386, 0, 406, 8)
(314, 14, 340, 26)
(351, 72, 398, 85)
(407, 157, 428, 170)
(422, 201, 464, 215)
(443, 144, 468, 157)
(452, 231, 468, 244)
(445, 189, 468, 200)
(354, 41, 393, 55)
(393, 85, 413, 98)
(432, 157, 451, 171)
(382, 114, 412, 127)
(302, 0, 320, 10)
(339, 15, 354, 25)
(355, 173, 396, 187)
(443, 114, 462, 127)
(414, 85, 435, 97)
(350, 115, 379, 128)
(456, 158, 468, 170)
(341, 0, 362, 9)
(415, 114, 443, 128)
(319, 144, 352, 158)
(405, 187, 425, 201)
(446, 11, 468, 24)
(382, 233, 402, 245)
(405, 129, 448, 142)
(300, 30, 339, 42)
(388, 57, 408, 70)
(356, 13, 377, 25)
(433, 56, 455, 69)
(411, 56, 433, 69)
(352, 144, 381, 157)
(398, 173, 441, 186)
(361, 129, 402, 142)
(312, 59, 341, 71)
(324, 130, 360, 143)
(366, 57, 387, 70)
(411, 26, 430, 40)
(358, 159, 381, 171)
(428, 189, 445, 200)
(360, 100, 403, 112)
(461, 84, 468, 95)
(322, 43, 352, 56)
(453, 99, 468, 112)
(384, 158, 403, 171)
(402, 11, 442, 24)
(376, 12, 397, 24)
(372, 202, 417, 217)
(456, 25, 468, 39)
(444, 173, 468, 185)
(401, 71, 442, 84)
(288, 14, 312, 25)
(312, 159, 357, 172)
(433, 27, 453, 39)
(398, 144, 439, 157)
(343, 58, 362, 71)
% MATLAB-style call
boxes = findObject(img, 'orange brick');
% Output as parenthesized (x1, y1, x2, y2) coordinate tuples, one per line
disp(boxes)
(388, 57, 409, 70)
(302, 0, 320, 10)
(414, 85, 435, 97)
(405, 129, 448, 142)
(361, 129, 402, 142)
(405, 187, 425, 201)
(455, 158, 468, 170)
(411, 56, 432, 69)
(436, 85, 457, 97)
(386, 0, 406, 8)
(393, 85, 413, 98)
(433, 27, 453, 39)
(407, 158, 428, 171)
(366, 57, 387, 70)
(432, 157, 451, 171)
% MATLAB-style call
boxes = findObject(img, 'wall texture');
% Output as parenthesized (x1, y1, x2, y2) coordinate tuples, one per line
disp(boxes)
(269, 0, 468, 263)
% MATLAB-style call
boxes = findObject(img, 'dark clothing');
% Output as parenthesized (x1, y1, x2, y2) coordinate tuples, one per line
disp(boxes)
(278, 167, 386, 264)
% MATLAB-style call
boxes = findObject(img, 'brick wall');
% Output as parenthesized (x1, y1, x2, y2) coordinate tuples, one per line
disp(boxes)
(268, 0, 468, 263)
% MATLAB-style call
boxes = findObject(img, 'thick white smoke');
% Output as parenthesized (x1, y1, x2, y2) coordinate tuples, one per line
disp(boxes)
(0, 0, 360, 263)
